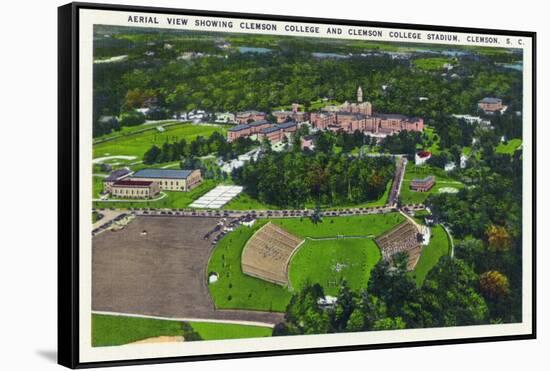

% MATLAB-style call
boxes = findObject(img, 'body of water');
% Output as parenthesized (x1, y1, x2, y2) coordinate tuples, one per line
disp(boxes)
(237, 46, 272, 54)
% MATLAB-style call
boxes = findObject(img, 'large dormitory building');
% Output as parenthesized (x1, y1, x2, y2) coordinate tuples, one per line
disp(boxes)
(227, 86, 423, 143)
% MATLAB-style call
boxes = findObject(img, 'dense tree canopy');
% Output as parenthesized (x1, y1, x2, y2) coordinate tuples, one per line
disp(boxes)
(233, 151, 395, 208)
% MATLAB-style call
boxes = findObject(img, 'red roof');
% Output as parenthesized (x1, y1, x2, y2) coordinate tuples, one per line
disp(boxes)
(113, 180, 154, 188)
(417, 151, 432, 158)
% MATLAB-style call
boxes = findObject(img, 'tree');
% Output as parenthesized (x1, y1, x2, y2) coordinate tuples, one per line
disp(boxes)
(143, 145, 161, 164)
(345, 309, 365, 332)
(455, 237, 486, 272)
(420, 257, 488, 327)
(119, 110, 146, 127)
(486, 224, 512, 252)
(372, 317, 406, 331)
(479, 271, 510, 300)
(282, 283, 330, 335)
(181, 323, 202, 341)
(330, 280, 356, 332)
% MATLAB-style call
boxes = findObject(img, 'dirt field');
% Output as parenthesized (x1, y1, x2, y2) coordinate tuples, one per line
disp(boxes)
(92, 216, 283, 325)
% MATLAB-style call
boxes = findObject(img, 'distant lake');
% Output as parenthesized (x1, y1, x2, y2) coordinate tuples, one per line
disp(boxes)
(498, 62, 523, 71)
(237, 46, 272, 53)
(312, 52, 349, 59)
(441, 50, 469, 57)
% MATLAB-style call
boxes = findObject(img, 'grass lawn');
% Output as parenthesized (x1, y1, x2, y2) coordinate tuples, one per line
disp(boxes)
(207, 220, 292, 312)
(400, 164, 464, 204)
(207, 213, 404, 312)
(271, 213, 404, 239)
(92, 314, 183, 347)
(413, 57, 455, 71)
(92, 211, 101, 223)
(93, 122, 180, 143)
(410, 225, 451, 287)
(496, 138, 522, 155)
(93, 123, 228, 160)
(92, 180, 217, 209)
(91, 314, 272, 346)
(93, 176, 105, 198)
(289, 238, 381, 296)
(188, 322, 272, 340)
(223, 193, 282, 210)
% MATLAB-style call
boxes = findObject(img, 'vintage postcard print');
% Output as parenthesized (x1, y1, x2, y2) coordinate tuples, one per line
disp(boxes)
(58, 3, 535, 368)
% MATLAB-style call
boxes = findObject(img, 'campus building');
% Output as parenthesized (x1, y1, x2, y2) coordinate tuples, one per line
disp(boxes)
(310, 86, 423, 135)
(310, 112, 423, 134)
(300, 135, 316, 150)
(227, 119, 273, 142)
(103, 168, 133, 194)
(258, 121, 297, 143)
(235, 110, 267, 124)
(410, 175, 436, 192)
(478, 97, 504, 114)
(131, 168, 203, 192)
(272, 103, 308, 123)
(111, 180, 160, 199)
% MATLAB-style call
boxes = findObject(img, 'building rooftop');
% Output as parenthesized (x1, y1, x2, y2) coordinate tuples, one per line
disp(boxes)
(229, 124, 251, 132)
(375, 113, 408, 120)
(236, 110, 265, 116)
(104, 168, 132, 182)
(132, 169, 195, 180)
(249, 119, 271, 127)
(480, 97, 502, 104)
(411, 175, 436, 185)
(278, 121, 297, 129)
(113, 180, 154, 187)
(98, 115, 118, 124)
(261, 126, 281, 134)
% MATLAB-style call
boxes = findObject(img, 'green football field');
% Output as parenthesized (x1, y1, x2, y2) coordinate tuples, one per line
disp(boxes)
(92, 314, 272, 346)
(207, 213, 404, 312)
(93, 123, 228, 160)
(288, 238, 381, 296)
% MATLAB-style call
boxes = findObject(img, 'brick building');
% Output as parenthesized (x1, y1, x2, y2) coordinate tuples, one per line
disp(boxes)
(103, 168, 133, 194)
(258, 121, 298, 143)
(410, 175, 436, 192)
(235, 110, 267, 124)
(478, 97, 504, 114)
(131, 168, 202, 192)
(111, 180, 160, 199)
(227, 120, 273, 142)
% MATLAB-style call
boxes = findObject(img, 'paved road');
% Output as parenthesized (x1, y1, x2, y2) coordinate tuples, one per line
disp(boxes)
(92, 310, 277, 328)
(92, 209, 125, 230)
(388, 156, 407, 207)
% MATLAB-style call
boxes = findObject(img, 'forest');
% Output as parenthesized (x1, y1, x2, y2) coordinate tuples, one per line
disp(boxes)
(274, 135, 524, 334)
(232, 150, 395, 208)
(93, 27, 523, 139)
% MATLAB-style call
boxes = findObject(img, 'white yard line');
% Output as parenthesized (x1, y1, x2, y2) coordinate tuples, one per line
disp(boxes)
(92, 310, 275, 328)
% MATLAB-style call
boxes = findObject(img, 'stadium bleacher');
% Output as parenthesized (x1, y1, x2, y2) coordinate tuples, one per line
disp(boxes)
(375, 220, 422, 270)
(241, 222, 304, 286)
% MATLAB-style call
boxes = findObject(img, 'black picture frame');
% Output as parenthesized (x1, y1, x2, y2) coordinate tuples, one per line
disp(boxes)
(58, 2, 537, 368)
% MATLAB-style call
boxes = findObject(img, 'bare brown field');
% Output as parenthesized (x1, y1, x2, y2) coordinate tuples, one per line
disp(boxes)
(92, 216, 283, 325)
